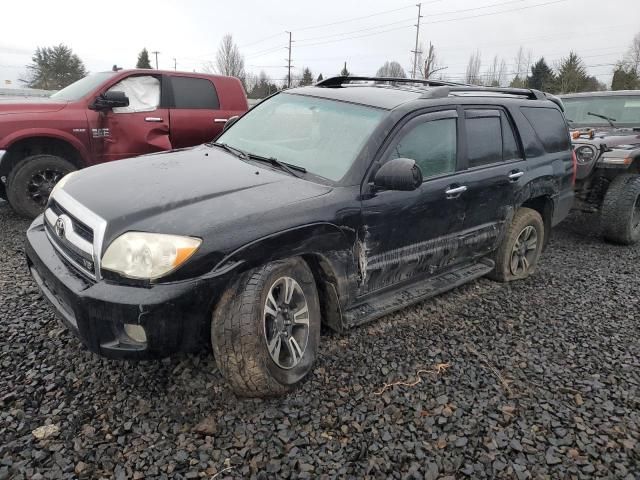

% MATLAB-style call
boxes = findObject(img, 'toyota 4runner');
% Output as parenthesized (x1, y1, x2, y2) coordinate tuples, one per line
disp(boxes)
(26, 76, 575, 397)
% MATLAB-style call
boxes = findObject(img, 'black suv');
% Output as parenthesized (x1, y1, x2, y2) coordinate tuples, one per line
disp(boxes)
(26, 77, 575, 397)
(561, 90, 640, 244)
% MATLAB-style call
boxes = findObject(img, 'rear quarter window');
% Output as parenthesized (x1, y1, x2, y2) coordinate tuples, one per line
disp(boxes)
(520, 107, 570, 153)
(170, 77, 220, 109)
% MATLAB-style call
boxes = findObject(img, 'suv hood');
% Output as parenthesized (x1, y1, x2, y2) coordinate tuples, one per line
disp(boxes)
(0, 96, 67, 115)
(61, 145, 333, 242)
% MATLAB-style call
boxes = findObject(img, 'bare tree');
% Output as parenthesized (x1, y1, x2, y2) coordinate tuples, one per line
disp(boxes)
(465, 50, 482, 84)
(623, 32, 640, 76)
(376, 61, 407, 78)
(207, 34, 245, 84)
(511, 46, 533, 88)
(413, 42, 447, 79)
(484, 55, 508, 86)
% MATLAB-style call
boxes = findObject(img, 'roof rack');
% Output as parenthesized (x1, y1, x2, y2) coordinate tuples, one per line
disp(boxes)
(316, 76, 550, 103)
(315, 76, 470, 88)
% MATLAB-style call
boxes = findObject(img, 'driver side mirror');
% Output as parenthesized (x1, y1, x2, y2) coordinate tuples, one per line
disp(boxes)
(373, 158, 423, 191)
(90, 90, 130, 111)
(223, 115, 240, 132)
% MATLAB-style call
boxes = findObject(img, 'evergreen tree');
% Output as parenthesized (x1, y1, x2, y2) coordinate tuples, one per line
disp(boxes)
(556, 51, 589, 93)
(23, 44, 87, 90)
(611, 63, 640, 90)
(340, 62, 350, 77)
(136, 48, 152, 69)
(248, 71, 279, 98)
(527, 57, 556, 93)
(317, 73, 324, 82)
(299, 67, 314, 86)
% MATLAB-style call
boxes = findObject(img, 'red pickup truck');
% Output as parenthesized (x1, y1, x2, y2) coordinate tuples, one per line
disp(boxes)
(0, 69, 248, 217)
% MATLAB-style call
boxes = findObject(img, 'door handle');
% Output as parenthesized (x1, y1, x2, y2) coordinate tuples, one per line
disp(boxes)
(445, 185, 467, 198)
(145, 117, 163, 122)
(508, 170, 524, 181)
(214, 118, 228, 123)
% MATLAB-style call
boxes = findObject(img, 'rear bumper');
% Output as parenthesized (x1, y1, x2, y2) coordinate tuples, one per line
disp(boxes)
(26, 216, 226, 360)
(552, 189, 574, 227)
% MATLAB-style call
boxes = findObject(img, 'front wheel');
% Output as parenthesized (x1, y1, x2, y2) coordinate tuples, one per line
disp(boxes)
(211, 258, 321, 397)
(6, 154, 76, 218)
(601, 174, 640, 245)
(488, 207, 545, 282)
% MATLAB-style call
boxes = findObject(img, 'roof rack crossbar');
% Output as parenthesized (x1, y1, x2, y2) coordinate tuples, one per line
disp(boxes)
(316, 76, 470, 88)
(448, 86, 546, 100)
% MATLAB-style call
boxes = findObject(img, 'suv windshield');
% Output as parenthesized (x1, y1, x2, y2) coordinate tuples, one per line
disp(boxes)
(215, 93, 386, 181)
(563, 95, 640, 128)
(50, 72, 117, 101)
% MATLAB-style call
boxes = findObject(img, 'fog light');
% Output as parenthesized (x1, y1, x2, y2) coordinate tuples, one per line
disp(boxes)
(124, 324, 147, 343)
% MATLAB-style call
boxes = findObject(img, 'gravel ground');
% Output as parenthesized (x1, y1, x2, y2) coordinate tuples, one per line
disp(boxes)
(1, 199, 639, 479)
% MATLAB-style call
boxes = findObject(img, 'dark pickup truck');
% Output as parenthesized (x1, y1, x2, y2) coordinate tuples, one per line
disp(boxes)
(0, 69, 248, 217)
(26, 77, 574, 397)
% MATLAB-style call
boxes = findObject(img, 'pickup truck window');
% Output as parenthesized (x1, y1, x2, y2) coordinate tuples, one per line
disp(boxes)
(170, 77, 219, 109)
(50, 72, 117, 101)
(216, 93, 385, 181)
(109, 76, 160, 113)
(389, 118, 457, 179)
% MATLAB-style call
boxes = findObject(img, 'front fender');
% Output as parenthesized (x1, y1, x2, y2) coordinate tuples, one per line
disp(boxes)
(211, 222, 357, 304)
(1, 128, 90, 162)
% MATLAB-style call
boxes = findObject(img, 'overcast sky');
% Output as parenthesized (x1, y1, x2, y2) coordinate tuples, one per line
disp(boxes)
(1, 0, 638, 88)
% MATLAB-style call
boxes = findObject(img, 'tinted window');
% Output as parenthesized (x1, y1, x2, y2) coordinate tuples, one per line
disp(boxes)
(466, 116, 502, 168)
(501, 112, 521, 161)
(170, 77, 219, 109)
(390, 118, 457, 179)
(521, 107, 570, 153)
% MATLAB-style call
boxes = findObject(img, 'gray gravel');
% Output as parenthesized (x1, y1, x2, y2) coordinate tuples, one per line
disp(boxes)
(1, 199, 639, 479)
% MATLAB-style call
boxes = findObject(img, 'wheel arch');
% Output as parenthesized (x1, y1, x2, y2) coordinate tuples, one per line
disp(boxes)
(1, 134, 87, 179)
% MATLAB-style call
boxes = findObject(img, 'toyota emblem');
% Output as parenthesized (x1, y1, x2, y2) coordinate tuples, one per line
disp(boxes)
(54, 217, 65, 238)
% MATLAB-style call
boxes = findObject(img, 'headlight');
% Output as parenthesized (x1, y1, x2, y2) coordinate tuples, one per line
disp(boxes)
(102, 232, 202, 280)
(50, 171, 77, 198)
(574, 145, 597, 164)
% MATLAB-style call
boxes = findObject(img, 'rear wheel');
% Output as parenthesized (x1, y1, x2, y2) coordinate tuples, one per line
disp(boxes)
(6, 154, 76, 218)
(601, 174, 640, 245)
(211, 258, 321, 397)
(488, 207, 544, 282)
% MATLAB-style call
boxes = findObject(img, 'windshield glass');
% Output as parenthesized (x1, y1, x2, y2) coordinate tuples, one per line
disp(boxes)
(216, 93, 386, 181)
(563, 95, 640, 127)
(50, 72, 117, 101)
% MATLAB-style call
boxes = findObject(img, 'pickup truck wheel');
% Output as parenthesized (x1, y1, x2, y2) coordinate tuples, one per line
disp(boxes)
(601, 174, 640, 245)
(488, 207, 544, 282)
(7, 154, 76, 218)
(211, 258, 321, 397)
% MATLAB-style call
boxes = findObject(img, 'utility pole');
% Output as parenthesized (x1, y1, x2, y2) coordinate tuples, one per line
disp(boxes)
(285, 31, 293, 88)
(152, 51, 160, 69)
(173, 58, 177, 71)
(411, 3, 423, 79)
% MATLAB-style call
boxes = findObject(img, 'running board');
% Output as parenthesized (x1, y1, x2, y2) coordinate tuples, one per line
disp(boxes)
(344, 259, 494, 328)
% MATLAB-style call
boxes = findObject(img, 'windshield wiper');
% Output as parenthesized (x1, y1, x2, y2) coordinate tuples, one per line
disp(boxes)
(210, 142, 306, 177)
(210, 142, 249, 159)
(587, 111, 617, 128)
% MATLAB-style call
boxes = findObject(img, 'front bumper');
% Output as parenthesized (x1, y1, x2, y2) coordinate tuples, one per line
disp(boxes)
(25, 216, 226, 360)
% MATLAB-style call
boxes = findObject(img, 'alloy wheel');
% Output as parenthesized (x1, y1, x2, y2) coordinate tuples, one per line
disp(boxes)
(26, 169, 64, 207)
(263, 276, 310, 369)
(510, 225, 538, 275)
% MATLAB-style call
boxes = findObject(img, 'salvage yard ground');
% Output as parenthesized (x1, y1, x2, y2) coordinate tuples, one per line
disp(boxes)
(0, 200, 638, 479)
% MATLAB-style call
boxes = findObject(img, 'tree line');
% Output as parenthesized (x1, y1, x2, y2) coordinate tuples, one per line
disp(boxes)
(20, 32, 640, 96)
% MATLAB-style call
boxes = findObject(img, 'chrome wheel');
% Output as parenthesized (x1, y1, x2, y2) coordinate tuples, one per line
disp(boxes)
(510, 225, 538, 275)
(263, 276, 310, 370)
(27, 169, 64, 206)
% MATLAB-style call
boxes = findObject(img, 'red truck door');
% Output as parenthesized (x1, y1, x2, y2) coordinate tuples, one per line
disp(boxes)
(88, 74, 171, 163)
(167, 75, 242, 148)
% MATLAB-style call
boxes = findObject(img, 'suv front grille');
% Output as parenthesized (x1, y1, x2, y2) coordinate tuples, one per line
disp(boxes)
(49, 200, 94, 243)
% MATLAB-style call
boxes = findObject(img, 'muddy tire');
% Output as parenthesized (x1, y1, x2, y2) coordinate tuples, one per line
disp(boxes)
(6, 154, 76, 218)
(488, 207, 544, 283)
(601, 174, 640, 245)
(211, 258, 321, 397)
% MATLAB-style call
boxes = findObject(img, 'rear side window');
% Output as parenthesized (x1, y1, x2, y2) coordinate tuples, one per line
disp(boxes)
(521, 107, 570, 153)
(465, 113, 502, 168)
(170, 77, 220, 109)
(390, 118, 457, 179)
